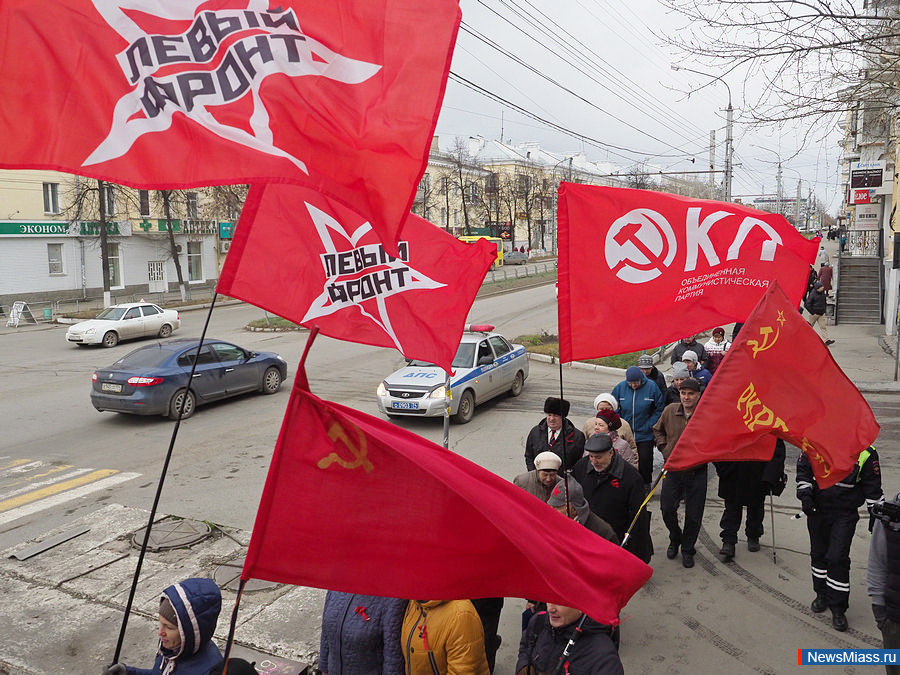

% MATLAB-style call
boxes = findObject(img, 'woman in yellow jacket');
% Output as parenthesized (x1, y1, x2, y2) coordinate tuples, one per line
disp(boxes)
(401, 600, 491, 675)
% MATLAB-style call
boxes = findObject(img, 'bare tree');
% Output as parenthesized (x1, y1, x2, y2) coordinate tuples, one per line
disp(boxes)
(660, 0, 900, 133)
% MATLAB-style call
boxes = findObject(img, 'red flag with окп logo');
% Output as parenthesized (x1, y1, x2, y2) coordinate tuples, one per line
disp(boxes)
(242, 370, 653, 624)
(217, 183, 496, 373)
(557, 183, 818, 360)
(664, 282, 880, 488)
(0, 0, 460, 249)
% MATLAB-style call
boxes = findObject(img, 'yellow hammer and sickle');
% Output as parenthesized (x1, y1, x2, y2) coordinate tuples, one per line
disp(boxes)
(317, 422, 375, 473)
(746, 325, 780, 358)
(801, 438, 831, 478)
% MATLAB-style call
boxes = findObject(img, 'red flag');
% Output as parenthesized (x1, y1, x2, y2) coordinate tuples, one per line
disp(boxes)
(664, 282, 880, 488)
(242, 374, 652, 624)
(0, 0, 460, 248)
(217, 184, 496, 372)
(557, 183, 819, 360)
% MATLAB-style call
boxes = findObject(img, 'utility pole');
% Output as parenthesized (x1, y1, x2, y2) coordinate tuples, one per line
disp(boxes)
(776, 163, 783, 217)
(725, 101, 733, 202)
(709, 130, 716, 191)
(795, 180, 802, 228)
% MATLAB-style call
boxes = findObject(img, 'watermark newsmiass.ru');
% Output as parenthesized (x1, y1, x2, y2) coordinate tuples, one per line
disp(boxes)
(799, 649, 900, 665)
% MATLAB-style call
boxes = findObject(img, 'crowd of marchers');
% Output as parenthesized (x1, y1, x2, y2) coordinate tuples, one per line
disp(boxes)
(102, 327, 900, 675)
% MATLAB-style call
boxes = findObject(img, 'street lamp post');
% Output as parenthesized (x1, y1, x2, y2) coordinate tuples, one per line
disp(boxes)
(671, 65, 733, 202)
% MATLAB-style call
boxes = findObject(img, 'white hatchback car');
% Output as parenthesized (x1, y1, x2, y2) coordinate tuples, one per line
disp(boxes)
(66, 302, 181, 347)
(376, 325, 529, 423)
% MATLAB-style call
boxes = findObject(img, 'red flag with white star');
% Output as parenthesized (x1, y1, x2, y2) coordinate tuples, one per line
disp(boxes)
(218, 183, 496, 372)
(0, 0, 460, 249)
(242, 368, 653, 625)
(664, 282, 880, 488)
(557, 183, 818, 360)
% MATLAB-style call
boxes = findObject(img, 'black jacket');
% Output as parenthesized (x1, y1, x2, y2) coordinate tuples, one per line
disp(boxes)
(804, 288, 827, 315)
(797, 446, 882, 511)
(516, 611, 623, 675)
(571, 452, 651, 562)
(524, 418, 585, 472)
(716, 439, 786, 505)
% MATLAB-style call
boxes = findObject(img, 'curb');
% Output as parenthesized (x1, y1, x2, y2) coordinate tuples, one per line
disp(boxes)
(526, 351, 625, 377)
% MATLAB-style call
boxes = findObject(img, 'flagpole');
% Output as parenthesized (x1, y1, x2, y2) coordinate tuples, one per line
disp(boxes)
(622, 470, 665, 549)
(111, 292, 220, 664)
(442, 371, 451, 449)
(558, 360, 570, 516)
(769, 493, 777, 564)
(219, 578, 247, 675)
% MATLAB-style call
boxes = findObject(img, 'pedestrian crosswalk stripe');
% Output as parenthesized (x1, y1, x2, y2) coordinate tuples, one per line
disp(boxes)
(0, 458, 36, 473)
(0, 469, 121, 512)
(1, 467, 91, 501)
(0, 472, 140, 526)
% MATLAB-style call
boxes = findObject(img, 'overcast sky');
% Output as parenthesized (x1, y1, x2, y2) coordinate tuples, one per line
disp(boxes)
(433, 0, 844, 214)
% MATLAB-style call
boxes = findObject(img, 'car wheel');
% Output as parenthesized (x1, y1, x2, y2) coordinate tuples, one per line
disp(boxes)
(261, 367, 282, 394)
(158, 324, 173, 338)
(452, 390, 475, 424)
(169, 389, 196, 420)
(102, 331, 119, 348)
(509, 371, 525, 397)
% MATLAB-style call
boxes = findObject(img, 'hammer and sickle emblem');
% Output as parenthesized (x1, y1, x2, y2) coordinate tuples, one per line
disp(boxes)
(801, 437, 831, 478)
(317, 422, 375, 473)
(746, 325, 780, 358)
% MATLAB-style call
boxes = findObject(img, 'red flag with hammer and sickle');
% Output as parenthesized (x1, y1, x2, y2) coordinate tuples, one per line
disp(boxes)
(242, 365, 652, 624)
(557, 183, 818, 361)
(664, 282, 880, 488)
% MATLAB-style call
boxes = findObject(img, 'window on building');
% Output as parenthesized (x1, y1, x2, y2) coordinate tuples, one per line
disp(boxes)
(186, 192, 199, 219)
(441, 176, 450, 195)
(47, 243, 64, 275)
(43, 183, 60, 214)
(139, 190, 151, 217)
(419, 173, 430, 192)
(187, 241, 203, 281)
(485, 172, 498, 194)
(440, 207, 447, 226)
(103, 184, 117, 217)
(108, 242, 122, 287)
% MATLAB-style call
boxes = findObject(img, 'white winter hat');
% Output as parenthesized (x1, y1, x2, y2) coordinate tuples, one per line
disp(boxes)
(534, 452, 562, 471)
(593, 393, 617, 411)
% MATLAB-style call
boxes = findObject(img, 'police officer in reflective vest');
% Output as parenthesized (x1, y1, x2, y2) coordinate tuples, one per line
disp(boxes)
(797, 446, 882, 632)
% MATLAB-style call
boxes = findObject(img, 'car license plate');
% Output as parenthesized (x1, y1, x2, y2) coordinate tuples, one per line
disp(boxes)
(391, 401, 418, 410)
(101, 383, 122, 393)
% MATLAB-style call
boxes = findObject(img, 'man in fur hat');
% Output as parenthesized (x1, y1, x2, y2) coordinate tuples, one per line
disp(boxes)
(524, 397, 585, 472)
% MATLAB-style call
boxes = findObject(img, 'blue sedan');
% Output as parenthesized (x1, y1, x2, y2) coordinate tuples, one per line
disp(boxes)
(90, 338, 288, 419)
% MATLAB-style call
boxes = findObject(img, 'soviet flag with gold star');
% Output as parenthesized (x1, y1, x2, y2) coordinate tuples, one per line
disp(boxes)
(664, 281, 880, 488)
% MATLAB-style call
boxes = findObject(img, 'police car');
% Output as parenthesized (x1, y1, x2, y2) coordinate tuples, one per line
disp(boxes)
(376, 325, 529, 424)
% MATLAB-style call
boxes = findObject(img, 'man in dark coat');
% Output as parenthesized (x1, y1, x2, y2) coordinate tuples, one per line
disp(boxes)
(571, 433, 651, 563)
(516, 605, 623, 675)
(664, 362, 690, 406)
(715, 438, 787, 562)
(524, 397, 585, 472)
(670, 335, 707, 366)
(637, 353, 666, 396)
(804, 281, 833, 345)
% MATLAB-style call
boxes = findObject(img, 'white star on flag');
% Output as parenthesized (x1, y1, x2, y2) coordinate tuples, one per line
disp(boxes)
(302, 202, 446, 352)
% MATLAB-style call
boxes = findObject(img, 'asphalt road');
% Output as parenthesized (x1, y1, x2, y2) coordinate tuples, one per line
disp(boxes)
(1, 283, 897, 673)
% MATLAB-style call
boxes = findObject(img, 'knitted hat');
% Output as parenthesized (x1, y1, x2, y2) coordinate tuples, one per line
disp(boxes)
(547, 477, 586, 508)
(712, 327, 725, 337)
(637, 354, 654, 368)
(534, 451, 562, 471)
(593, 393, 617, 411)
(584, 433, 613, 453)
(159, 596, 178, 627)
(543, 396, 570, 417)
(595, 408, 622, 431)
(681, 350, 698, 363)
(625, 366, 643, 382)
(672, 362, 690, 379)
